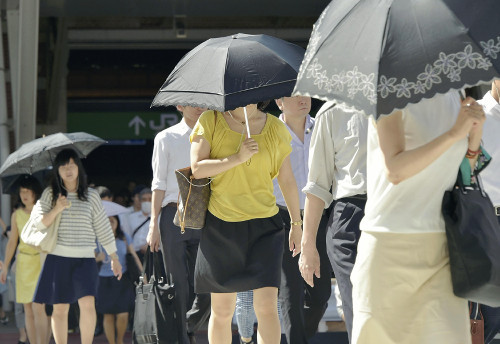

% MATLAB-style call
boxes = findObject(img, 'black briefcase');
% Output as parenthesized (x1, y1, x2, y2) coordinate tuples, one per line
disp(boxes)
(133, 252, 180, 344)
(442, 171, 500, 307)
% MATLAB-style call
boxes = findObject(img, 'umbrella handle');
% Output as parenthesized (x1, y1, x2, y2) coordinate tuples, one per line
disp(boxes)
(244, 107, 251, 139)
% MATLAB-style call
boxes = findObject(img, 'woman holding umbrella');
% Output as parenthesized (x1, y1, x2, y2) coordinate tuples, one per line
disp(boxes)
(190, 102, 302, 343)
(30, 149, 122, 344)
(0, 175, 51, 344)
(345, 93, 486, 343)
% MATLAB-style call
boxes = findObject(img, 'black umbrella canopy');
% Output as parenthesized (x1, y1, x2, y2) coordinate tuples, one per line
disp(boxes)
(1, 172, 48, 195)
(293, 0, 500, 119)
(151, 33, 306, 111)
(0, 132, 106, 177)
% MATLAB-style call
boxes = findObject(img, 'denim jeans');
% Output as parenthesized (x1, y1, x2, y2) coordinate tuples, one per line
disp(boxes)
(235, 291, 282, 339)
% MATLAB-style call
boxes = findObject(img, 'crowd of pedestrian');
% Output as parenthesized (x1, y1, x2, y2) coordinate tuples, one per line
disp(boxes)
(0, 85, 498, 344)
(0, 3, 499, 343)
(0, 168, 156, 344)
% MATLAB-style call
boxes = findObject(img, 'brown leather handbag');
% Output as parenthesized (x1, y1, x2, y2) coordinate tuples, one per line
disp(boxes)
(470, 302, 484, 344)
(173, 167, 211, 233)
(173, 111, 216, 234)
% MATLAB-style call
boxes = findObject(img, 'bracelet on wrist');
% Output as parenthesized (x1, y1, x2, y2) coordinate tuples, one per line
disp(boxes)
(290, 219, 303, 226)
(466, 147, 481, 159)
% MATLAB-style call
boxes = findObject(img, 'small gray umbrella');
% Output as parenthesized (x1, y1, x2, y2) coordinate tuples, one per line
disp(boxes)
(0, 132, 106, 177)
(293, 0, 500, 119)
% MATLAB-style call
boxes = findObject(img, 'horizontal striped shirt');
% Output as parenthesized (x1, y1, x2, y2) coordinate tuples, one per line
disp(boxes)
(32, 187, 117, 258)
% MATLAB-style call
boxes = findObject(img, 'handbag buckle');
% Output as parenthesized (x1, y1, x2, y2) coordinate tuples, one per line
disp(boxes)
(495, 206, 500, 217)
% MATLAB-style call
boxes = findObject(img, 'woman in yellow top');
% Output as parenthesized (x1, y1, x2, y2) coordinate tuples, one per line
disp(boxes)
(191, 102, 303, 344)
(0, 175, 51, 344)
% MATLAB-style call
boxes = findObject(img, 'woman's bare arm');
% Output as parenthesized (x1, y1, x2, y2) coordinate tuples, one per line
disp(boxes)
(377, 97, 484, 184)
(190, 135, 257, 179)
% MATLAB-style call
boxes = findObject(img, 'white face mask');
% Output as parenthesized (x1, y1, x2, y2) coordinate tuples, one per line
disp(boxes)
(141, 201, 152, 215)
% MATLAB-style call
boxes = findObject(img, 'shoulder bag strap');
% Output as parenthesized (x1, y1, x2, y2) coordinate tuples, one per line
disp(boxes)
(132, 217, 150, 238)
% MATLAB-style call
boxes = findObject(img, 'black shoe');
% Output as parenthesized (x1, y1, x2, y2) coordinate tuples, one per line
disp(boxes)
(94, 325, 103, 337)
(188, 333, 197, 344)
(0, 315, 8, 325)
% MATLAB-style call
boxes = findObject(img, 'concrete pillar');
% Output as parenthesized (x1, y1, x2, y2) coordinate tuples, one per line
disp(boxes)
(0, 16, 11, 224)
(15, 0, 40, 148)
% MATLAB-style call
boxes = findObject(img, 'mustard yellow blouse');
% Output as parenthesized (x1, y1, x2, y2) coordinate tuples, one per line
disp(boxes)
(191, 110, 292, 222)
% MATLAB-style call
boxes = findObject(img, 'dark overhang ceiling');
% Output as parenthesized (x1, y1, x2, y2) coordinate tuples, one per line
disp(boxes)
(41, 0, 331, 17)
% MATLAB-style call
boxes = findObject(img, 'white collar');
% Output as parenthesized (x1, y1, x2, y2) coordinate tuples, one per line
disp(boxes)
(481, 91, 500, 118)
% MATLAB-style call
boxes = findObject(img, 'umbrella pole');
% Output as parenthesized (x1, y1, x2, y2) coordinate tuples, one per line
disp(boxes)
(244, 107, 251, 139)
(49, 152, 62, 195)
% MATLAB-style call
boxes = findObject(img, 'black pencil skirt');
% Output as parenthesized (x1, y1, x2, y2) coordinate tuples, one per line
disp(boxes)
(194, 211, 285, 293)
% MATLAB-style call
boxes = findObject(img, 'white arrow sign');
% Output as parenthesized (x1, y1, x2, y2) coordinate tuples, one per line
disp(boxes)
(128, 116, 146, 136)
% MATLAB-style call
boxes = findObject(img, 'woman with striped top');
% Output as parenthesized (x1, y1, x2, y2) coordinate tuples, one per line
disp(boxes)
(31, 149, 122, 344)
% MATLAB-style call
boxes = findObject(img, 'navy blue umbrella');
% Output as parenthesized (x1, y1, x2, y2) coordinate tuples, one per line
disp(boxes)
(151, 33, 305, 112)
(293, 0, 500, 119)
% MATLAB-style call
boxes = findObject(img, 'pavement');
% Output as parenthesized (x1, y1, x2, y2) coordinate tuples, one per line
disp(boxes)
(0, 311, 349, 344)
(3, 313, 500, 344)
(0, 281, 348, 343)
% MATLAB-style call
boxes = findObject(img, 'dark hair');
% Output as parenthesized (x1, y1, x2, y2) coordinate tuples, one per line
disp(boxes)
(95, 186, 113, 199)
(257, 100, 271, 111)
(18, 175, 43, 205)
(112, 215, 126, 241)
(132, 184, 147, 197)
(51, 149, 88, 203)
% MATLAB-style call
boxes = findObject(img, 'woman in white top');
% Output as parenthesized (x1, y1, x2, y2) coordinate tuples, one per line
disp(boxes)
(350, 92, 485, 344)
(31, 149, 122, 344)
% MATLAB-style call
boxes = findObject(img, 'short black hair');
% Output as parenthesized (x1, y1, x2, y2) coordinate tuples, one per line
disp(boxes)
(18, 175, 43, 203)
(257, 100, 271, 111)
(112, 215, 126, 241)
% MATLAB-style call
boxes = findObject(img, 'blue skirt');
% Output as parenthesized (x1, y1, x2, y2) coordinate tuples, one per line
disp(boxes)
(34, 255, 98, 305)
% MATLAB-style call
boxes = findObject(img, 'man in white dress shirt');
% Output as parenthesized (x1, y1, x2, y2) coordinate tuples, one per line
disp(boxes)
(272, 96, 332, 343)
(299, 102, 368, 342)
(147, 105, 210, 344)
(128, 188, 152, 261)
(477, 80, 500, 344)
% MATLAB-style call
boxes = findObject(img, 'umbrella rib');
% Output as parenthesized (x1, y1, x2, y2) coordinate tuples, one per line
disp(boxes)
(156, 80, 296, 97)
(157, 90, 226, 96)
(225, 79, 297, 96)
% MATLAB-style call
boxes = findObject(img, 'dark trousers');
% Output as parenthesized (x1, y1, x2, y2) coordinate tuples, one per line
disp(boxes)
(159, 206, 211, 344)
(278, 208, 332, 344)
(482, 303, 500, 344)
(327, 196, 366, 343)
(476, 215, 500, 344)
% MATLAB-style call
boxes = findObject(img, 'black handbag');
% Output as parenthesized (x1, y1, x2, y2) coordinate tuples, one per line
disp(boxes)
(126, 219, 149, 284)
(442, 168, 500, 306)
(133, 251, 181, 344)
(126, 252, 142, 285)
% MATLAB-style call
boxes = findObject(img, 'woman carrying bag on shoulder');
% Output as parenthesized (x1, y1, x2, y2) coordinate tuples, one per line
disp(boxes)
(190, 102, 302, 343)
(31, 149, 122, 344)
